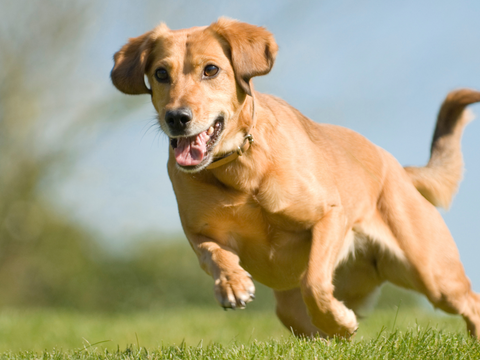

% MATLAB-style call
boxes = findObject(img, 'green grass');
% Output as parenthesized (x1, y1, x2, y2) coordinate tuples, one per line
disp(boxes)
(0, 306, 476, 358)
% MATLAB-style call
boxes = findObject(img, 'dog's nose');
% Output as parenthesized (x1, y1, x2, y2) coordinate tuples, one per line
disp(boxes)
(165, 108, 193, 131)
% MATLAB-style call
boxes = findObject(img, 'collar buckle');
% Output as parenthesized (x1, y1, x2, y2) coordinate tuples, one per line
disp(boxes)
(236, 134, 254, 156)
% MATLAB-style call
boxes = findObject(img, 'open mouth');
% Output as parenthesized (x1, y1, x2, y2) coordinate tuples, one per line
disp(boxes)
(170, 117, 224, 168)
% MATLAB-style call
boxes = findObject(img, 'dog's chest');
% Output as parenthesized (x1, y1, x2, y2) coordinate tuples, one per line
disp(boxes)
(183, 185, 324, 288)
(183, 173, 326, 235)
(172, 165, 334, 288)
(208, 196, 314, 288)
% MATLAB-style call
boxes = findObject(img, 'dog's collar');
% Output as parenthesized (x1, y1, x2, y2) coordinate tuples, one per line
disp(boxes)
(206, 134, 254, 169)
(206, 94, 256, 170)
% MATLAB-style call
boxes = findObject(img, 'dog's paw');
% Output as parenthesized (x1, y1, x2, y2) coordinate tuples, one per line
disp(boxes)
(309, 301, 358, 338)
(214, 269, 255, 310)
(325, 306, 358, 338)
(338, 307, 359, 338)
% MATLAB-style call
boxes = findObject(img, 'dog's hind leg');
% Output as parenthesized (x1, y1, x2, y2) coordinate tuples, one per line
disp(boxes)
(274, 288, 326, 338)
(378, 164, 480, 339)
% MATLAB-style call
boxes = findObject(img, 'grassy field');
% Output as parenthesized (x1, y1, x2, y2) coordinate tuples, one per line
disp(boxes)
(0, 305, 477, 358)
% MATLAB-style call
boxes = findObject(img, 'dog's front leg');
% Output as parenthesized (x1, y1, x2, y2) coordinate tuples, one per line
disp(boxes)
(301, 207, 358, 338)
(189, 236, 255, 309)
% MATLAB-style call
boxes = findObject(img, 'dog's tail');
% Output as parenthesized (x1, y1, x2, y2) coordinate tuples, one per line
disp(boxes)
(404, 89, 480, 208)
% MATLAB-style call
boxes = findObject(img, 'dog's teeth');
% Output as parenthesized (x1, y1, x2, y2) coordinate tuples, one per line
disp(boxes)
(207, 126, 214, 135)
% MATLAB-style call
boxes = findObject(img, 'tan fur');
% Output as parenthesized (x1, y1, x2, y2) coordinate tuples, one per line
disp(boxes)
(111, 18, 480, 339)
(405, 89, 480, 208)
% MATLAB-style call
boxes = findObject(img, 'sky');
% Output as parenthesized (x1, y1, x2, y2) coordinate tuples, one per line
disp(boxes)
(54, 0, 480, 288)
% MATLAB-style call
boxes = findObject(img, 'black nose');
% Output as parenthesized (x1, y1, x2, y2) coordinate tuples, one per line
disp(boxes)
(165, 108, 193, 132)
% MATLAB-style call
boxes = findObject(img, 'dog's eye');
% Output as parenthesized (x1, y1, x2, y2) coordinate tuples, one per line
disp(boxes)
(155, 68, 169, 82)
(203, 65, 219, 78)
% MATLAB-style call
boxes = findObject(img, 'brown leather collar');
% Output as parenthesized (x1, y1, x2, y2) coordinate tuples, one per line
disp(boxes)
(206, 134, 254, 169)
(206, 95, 256, 170)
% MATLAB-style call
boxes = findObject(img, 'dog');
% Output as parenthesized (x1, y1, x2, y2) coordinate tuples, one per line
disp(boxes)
(111, 18, 480, 338)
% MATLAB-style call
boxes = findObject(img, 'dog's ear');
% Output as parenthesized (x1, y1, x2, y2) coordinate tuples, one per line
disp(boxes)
(111, 31, 156, 95)
(210, 18, 278, 96)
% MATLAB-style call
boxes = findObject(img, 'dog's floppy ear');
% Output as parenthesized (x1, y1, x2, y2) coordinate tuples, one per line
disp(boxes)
(111, 31, 156, 95)
(210, 18, 278, 96)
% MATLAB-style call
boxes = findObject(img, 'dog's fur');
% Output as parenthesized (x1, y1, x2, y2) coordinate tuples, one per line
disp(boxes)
(111, 18, 480, 338)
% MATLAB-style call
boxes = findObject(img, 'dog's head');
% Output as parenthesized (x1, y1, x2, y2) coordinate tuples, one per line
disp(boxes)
(111, 18, 278, 172)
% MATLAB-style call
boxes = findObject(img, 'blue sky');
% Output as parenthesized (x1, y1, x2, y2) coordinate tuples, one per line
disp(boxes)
(56, 0, 480, 288)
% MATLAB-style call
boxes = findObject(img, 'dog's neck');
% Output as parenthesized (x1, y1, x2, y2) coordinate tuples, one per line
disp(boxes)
(207, 93, 279, 192)
(206, 94, 256, 170)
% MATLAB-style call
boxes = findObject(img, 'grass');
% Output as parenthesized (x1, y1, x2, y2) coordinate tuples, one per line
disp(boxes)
(0, 305, 476, 358)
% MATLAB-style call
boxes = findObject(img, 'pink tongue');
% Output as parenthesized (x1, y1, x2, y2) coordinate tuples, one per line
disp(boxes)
(174, 131, 209, 166)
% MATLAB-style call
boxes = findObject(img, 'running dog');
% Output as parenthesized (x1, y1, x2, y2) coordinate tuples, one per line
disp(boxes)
(111, 18, 480, 338)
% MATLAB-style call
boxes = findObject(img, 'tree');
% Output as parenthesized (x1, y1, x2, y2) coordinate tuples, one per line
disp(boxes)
(0, 0, 137, 309)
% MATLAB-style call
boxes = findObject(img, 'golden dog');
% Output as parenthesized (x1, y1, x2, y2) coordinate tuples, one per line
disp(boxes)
(111, 18, 480, 338)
